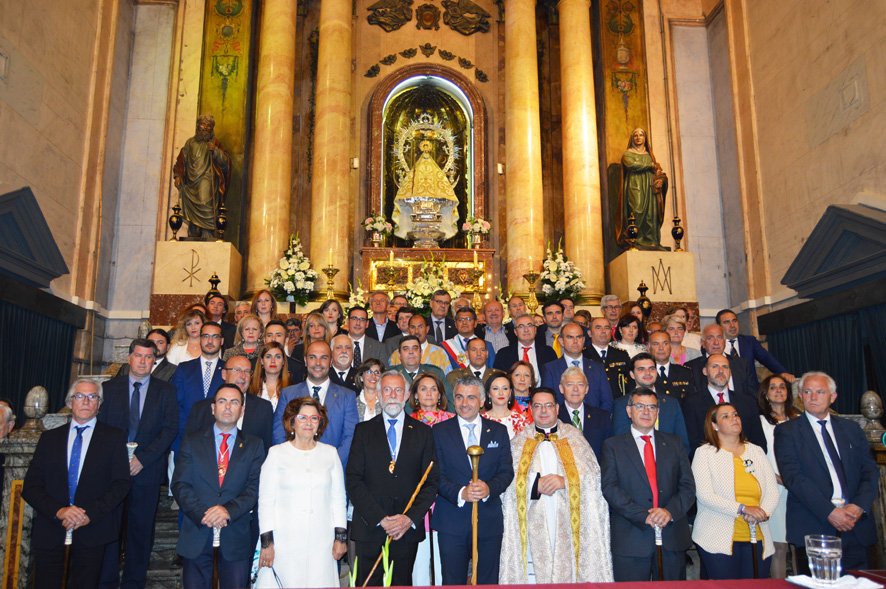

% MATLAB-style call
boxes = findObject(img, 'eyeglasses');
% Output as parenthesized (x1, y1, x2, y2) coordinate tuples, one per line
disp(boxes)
(72, 393, 100, 402)
(515, 324, 535, 330)
(365, 370, 382, 376)
(295, 415, 321, 423)
(200, 334, 222, 340)
(349, 317, 368, 323)
(629, 403, 659, 412)
(602, 305, 622, 311)
(531, 402, 556, 410)
(226, 368, 252, 375)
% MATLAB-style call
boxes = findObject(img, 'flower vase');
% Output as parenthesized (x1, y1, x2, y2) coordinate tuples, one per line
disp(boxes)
(471, 234, 482, 249)
(371, 231, 383, 248)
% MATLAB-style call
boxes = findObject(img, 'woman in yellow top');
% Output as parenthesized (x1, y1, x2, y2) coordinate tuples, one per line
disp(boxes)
(692, 403, 779, 579)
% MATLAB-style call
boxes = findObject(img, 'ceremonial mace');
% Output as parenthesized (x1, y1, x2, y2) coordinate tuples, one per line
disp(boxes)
(749, 522, 759, 579)
(467, 445, 485, 585)
(212, 526, 221, 589)
(363, 461, 435, 587)
(120, 443, 138, 560)
(654, 525, 663, 581)
(62, 527, 72, 589)
(832, 497, 846, 538)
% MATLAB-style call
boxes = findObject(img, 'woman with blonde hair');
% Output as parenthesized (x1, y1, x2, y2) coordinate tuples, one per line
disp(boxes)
(291, 312, 333, 361)
(663, 314, 701, 365)
(222, 313, 264, 361)
(166, 309, 206, 365)
(250, 342, 291, 410)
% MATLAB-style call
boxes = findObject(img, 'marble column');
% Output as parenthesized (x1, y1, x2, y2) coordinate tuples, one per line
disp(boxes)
(505, 0, 545, 291)
(310, 0, 352, 294)
(246, 0, 297, 293)
(558, 0, 605, 303)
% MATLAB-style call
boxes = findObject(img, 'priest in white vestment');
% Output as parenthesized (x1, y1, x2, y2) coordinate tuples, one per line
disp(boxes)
(500, 387, 614, 583)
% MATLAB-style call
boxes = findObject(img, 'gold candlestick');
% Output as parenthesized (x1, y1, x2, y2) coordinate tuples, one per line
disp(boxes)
(522, 270, 541, 316)
(470, 267, 484, 313)
(322, 266, 339, 300)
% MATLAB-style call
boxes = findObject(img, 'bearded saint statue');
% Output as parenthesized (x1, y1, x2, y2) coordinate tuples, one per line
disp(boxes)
(173, 115, 230, 239)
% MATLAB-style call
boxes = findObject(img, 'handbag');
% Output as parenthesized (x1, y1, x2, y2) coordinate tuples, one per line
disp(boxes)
(253, 565, 284, 589)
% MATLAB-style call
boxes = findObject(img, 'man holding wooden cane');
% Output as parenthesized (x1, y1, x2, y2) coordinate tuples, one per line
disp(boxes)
(432, 375, 513, 584)
(346, 371, 439, 586)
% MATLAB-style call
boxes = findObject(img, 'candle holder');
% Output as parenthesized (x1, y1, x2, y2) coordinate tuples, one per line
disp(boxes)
(671, 215, 685, 252)
(322, 266, 339, 300)
(470, 267, 484, 313)
(168, 203, 184, 241)
(522, 269, 541, 316)
(637, 280, 653, 324)
(625, 212, 639, 252)
(215, 203, 228, 242)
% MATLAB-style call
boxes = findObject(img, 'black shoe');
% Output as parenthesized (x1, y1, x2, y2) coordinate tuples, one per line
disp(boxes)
(171, 554, 184, 568)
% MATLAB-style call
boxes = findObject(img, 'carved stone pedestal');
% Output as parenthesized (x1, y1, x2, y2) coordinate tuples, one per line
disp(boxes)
(607, 250, 698, 320)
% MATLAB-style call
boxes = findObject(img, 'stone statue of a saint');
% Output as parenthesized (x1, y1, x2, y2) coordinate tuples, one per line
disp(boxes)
(173, 115, 230, 239)
(615, 128, 669, 251)
(392, 137, 459, 246)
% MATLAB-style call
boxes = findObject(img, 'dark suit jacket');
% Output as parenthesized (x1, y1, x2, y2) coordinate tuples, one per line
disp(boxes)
(542, 356, 614, 414)
(185, 394, 275, 453)
(684, 354, 757, 401)
(219, 320, 237, 351)
(558, 402, 612, 461)
(364, 319, 400, 342)
(775, 415, 879, 546)
(23, 422, 131, 550)
(115, 357, 177, 383)
(601, 431, 695, 557)
(172, 427, 265, 560)
(330, 365, 359, 392)
(585, 346, 632, 399)
(353, 336, 389, 366)
(735, 334, 787, 379)
(681, 390, 766, 456)
(492, 342, 557, 375)
(655, 363, 696, 400)
(426, 316, 457, 344)
(170, 357, 226, 451)
(612, 393, 690, 455)
(98, 376, 178, 486)
(272, 381, 358, 467)
(248, 355, 306, 384)
(431, 417, 513, 537)
(346, 413, 440, 544)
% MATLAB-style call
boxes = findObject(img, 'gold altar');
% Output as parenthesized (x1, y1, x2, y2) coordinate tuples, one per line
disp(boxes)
(361, 248, 494, 296)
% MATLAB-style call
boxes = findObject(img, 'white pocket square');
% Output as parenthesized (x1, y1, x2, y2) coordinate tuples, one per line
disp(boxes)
(487, 441, 499, 448)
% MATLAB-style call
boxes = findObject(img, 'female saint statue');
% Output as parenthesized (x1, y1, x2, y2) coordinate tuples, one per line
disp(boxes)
(615, 128, 669, 250)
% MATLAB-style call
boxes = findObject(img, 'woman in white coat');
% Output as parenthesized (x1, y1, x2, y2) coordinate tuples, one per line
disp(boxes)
(256, 397, 347, 587)
(692, 403, 779, 579)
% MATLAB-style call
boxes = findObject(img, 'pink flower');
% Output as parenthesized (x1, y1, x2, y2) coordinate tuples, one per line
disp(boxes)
(462, 222, 471, 231)
(364, 217, 373, 225)
(482, 221, 491, 230)
(385, 223, 392, 231)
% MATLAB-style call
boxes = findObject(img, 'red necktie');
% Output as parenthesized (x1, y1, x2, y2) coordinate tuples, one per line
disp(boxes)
(218, 433, 230, 486)
(717, 392, 725, 404)
(522, 347, 530, 362)
(641, 435, 658, 508)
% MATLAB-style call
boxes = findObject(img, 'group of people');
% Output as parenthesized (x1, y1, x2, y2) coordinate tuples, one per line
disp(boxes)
(17, 289, 879, 588)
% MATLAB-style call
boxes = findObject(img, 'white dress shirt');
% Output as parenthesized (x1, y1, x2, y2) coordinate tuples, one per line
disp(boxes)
(562, 353, 583, 371)
(518, 342, 540, 385)
(631, 426, 656, 464)
(67, 417, 98, 483)
(805, 412, 844, 501)
(307, 378, 331, 404)
(708, 385, 730, 404)
(456, 414, 486, 507)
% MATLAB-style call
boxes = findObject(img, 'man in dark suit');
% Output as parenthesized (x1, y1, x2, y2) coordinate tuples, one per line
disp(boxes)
(272, 340, 358, 468)
(681, 354, 767, 456)
(114, 329, 177, 383)
(392, 335, 453, 408)
(365, 291, 400, 342)
(329, 334, 359, 392)
(602, 387, 695, 581)
(717, 309, 795, 384)
(556, 366, 612, 461)
(347, 306, 388, 367)
(775, 371, 879, 572)
(172, 384, 265, 589)
(98, 338, 178, 589)
(493, 314, 556, 385)
(185, 355, 274, 453)
(255, 320, 306, 383)
(446, 338, 504, 388)
(613, 354, 690, 454)
(541, 322, 613, 413)
(684, 324, 757, 400)
(649, 331, 696, 400)
(346, 371, 440, 586)
(585, 317, 632, 399)
(427, 289, 457, 344)
(441, 307, 497, 370)
(170, 323, 226, 459)
(432, 375, 514, 584)
(205, 292, 237, 351)
(23, 379, 131, 589)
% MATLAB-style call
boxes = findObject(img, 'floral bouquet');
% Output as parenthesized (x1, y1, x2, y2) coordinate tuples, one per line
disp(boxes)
(363, 212, 393, 235)
(462, 215, 491, 236)
(539, 240, 585, 302)
(265, 234, 318, 306)
(404, 258, 463, 314)
(347, 279, 371, 316)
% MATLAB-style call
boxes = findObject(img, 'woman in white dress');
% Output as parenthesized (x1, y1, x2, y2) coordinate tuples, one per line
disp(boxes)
(166, 309, 205, 365)
(249, 342, 289, 410)
(758, 375, 800, 578)
(610, 315, 648, 358)
(257, 397, 347, 588)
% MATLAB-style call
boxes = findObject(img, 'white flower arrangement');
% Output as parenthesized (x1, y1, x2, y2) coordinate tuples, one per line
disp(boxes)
(404, 259, 463, 314)
(265, 234, 317, 306)
(461, 215, 491, 236)
(363, 211, 393, 235)
(347, 279, 371, 317)
(539, 240, 585, 302)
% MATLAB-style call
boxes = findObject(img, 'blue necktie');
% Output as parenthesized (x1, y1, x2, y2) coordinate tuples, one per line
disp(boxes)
(68, 426, 88, 505)
(465, 423, 478, 447)
(818, 420, 848, 499)
(571, 360, 580, 368)
(129, 382, 141, 443)
(387, 419, 397, 458)
(312, 386, 321, 401)
(601, 349, 607, 362)
(463, 338, 470, 351)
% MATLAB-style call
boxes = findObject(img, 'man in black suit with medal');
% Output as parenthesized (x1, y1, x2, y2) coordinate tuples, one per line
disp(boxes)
(346, 371, 439, 586)
(585, 318, 632, 399)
